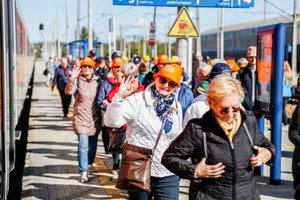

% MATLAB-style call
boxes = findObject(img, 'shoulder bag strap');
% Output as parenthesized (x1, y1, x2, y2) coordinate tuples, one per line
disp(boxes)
(243, 123, 254, 147)
(152, 115, 168, 153)
(142, 89, 168, 153)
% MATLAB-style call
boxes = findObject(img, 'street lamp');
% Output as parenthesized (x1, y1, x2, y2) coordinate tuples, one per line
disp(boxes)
(39, 23, 48, 60)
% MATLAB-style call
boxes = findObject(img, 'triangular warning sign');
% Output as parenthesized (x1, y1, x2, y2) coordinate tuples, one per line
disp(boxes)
(168, 7, 199, 38)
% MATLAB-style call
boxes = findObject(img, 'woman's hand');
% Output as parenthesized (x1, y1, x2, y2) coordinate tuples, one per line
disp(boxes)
(118, 75, 135, 99)
(194, 157, 225, 179)
(102, 99, 110, 107)
(249, 146, 272, 167)
(71, 66, 81, 79)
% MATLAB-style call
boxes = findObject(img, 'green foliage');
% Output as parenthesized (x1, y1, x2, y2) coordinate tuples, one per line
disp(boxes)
(80, 26, 99, 40)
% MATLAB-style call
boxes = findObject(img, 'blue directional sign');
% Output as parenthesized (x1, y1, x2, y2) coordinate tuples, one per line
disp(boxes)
(113, 0, 254, 8)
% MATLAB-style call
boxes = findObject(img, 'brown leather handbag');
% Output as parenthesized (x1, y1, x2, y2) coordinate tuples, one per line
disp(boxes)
(115, 116, 167, 192)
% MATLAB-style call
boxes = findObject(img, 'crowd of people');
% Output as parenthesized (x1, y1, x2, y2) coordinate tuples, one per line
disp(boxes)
(45, 45, 300, 199)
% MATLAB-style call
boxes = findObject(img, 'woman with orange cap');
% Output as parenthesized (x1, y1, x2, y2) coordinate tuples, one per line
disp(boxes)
(104, 63, 183, 199)
(65, 57, 102, 183)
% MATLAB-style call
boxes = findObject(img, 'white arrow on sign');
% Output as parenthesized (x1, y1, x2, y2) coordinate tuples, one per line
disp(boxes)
(243, 0, 252, 4)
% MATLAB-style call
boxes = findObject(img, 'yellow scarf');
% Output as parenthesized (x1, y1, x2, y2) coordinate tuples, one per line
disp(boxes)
(215, 112, 241, 142)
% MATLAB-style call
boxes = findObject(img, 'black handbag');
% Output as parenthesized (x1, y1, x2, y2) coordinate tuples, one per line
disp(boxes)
(108, 128, 126, 154)
(43, 69, 48, 76)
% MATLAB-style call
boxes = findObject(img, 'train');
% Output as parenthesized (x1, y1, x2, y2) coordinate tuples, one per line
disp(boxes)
(0, 0, 34, 199)
(201, 15, 300, 72)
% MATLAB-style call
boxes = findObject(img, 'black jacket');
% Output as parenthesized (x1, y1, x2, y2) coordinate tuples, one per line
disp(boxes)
(162, 110, 276, 200)
(288, 103, 300, 190)
(239, 66, 254, 110)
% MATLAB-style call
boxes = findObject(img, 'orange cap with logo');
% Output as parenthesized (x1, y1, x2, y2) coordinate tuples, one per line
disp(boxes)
(81, 57, 95, 69)
(112, 57, 124, 67)
(154, 63, 182, 86)
(157, 54, 170, 65)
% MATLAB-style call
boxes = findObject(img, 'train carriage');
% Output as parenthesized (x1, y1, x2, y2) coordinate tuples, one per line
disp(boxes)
(0, 0, 34, 199)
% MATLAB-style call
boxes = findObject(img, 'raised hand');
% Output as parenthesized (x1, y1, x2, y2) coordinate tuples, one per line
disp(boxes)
(71, 66, 81, 79)
(249, 145, 272, 167)
(194, 157, 225, 179)
(118, 75, 135, 99)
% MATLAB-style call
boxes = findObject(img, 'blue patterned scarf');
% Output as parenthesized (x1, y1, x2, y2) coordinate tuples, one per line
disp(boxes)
(151, 86, 176, 120)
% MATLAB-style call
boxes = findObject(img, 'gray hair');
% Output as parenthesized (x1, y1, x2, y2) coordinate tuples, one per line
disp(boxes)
(196, 62, 212, 75)
(121, 62, 138, 76)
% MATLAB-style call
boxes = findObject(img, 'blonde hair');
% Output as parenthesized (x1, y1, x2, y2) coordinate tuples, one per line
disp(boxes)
(237, 58, 248, 67)
(284, 60, 293, 83)
(207, 74, 244, 104)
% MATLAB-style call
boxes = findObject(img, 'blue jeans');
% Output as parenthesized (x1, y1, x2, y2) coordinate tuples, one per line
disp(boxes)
(128, 175, 180, 200)
(77, 134, 98, 174)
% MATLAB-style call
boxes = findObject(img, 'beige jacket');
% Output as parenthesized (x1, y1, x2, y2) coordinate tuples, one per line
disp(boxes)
(65, 75, 101, 136)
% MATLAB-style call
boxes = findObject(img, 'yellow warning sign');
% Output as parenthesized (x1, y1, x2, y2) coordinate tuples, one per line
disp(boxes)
(168, 7, 199, 38)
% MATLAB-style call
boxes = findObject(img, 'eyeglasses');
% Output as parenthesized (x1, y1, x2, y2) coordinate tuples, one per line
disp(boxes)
(158, 77, 178, 88)
(82, 65, 93, 69)
(219, 106, 241, 115)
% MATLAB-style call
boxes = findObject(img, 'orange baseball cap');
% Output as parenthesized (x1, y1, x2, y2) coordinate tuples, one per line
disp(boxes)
(81, 57, 95, 69)
(154, 63, 182, 86)
(112, 57, 124, 67)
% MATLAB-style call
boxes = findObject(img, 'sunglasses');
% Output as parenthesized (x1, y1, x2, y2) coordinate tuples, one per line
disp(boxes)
(113, 66, 121, 69)
(158, 77, 178, 88)
(219, 106, 241, 115)
(82, 65, 93, 69)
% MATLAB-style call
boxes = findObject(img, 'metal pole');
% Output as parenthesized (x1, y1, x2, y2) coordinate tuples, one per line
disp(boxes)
(76, 0, 80, 40)
(57, 9, 60, 57)
(88, 0, 93, 51)
(150, 6, 157, 64)
(177, 7, 188, 73)
(196, 7, 202, 55)
(65, 0, 69, 55)
(108, 33, 111, 60)
(220, 8, 224, 59)
(113, 16, 116, 51)
(270, 23, 285, 185)
(292, 0, 298, 77)
(217, 9, 220, 58)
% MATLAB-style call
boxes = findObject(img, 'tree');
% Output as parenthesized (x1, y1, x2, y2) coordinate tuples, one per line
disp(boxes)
(80, 26, 99, 41)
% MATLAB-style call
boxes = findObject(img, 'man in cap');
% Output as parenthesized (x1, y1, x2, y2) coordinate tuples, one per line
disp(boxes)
(88, 49, 97, 61)
(239, 46, 257, 110)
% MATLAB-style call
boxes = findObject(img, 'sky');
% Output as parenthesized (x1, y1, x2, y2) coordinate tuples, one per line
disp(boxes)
(18, 0, 297, 44)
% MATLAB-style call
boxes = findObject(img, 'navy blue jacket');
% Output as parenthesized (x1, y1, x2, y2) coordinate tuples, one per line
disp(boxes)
(52, 65, 72, 91)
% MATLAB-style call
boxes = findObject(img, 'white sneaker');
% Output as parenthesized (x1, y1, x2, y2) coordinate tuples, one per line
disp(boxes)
(112, 169, 119, 180)
(88, 164, 94, 175)
(81, 172, 88, 183)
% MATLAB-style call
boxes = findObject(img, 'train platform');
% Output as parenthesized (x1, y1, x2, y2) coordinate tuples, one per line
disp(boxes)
(21, 60, 295, 200)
